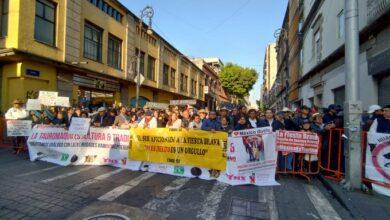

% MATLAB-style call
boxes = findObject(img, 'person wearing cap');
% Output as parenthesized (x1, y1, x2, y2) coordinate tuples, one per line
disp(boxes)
(281, 107, 296, 130)
(370, 105, 390, 134)
(198, 109, 208, 123)
(323, 104, 338, 125)
(92, 107, 107, 127)
(293, 105, 311, 128)
(5, 99, 29, 120)
(139, 110, 157, 128)
(363, 105, 383, 131)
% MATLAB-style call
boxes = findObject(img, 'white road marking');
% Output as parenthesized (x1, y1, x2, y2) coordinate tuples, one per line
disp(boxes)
(16, 166, 60, 177)
(98, 172, 155, 201)
(196, 181, 229, 220)
(304, 185, 342, 220)
(40, 166, 95, 183)
(73, 168, 124, 190)
(264, 187, 279, 220)
(143, 177, 190, 210)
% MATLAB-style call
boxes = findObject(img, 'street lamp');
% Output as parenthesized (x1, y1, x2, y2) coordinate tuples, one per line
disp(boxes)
(135, 6, 154, 108)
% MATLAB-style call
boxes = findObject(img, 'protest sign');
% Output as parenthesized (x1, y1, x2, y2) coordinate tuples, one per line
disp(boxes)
(27, 125, 141, 169)
(220, 127, 279, 186)
(144, 102, 169, 110)
(55, 96, 70, 107)
(6, 120, 32, 136)
(169, 100, 197, 106)
(276, 130, 320, 155)
(130, 128, 228, 170)
(26, 99, 42, 110)
(68, 118, 91, 135)
(38, 91, 58, 106)
(366, 132, 390, 196)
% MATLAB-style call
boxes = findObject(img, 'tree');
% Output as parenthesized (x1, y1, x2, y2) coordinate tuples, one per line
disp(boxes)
(219, 63, 258, 100)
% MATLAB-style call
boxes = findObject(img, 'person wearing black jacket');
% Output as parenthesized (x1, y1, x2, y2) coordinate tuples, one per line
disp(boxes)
(234, 116, 251, 130)
(247, 109, 261, 128)
(103, 109, 116, 127)
(92, 107, 107, 127)
(259, 109, 284, 131)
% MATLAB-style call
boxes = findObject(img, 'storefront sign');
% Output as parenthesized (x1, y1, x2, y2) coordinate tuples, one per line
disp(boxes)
(276, 130, 320, 155)
(38, 91, 58, 106)
(170, 100, 197, 106)
(26, 99, 42, 111)
(130, 128, 228, 170)
(6, 120, 32, 136)
(69, 118, 91, 135)
(26, 69, 40, 77)
(74, 74, 120, 92)
(144, 102, 169, 110)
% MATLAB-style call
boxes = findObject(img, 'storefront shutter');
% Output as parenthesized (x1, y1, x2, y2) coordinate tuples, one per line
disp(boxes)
(378, 75, 390, 106)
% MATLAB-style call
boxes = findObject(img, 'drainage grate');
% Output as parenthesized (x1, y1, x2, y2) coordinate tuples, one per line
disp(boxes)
(84, 213, 130, 220)
(228, 198, 269, 219)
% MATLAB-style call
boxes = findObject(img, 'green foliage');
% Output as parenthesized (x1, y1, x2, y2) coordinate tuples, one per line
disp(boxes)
(219, 63, 258, 99)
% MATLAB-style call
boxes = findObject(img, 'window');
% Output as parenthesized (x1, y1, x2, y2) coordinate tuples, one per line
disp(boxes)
(88, 0, 122, 22)
(107, 34, 122, 69)
(333, 86, 345, 106)
(163, 64, 169, 85)
(314, 29, 321, 63)
(337, 10, 345, 39)
(191, 79, 197, 96)
(147, 56, 156, 81)
(135, 48, 145, 74)
(170, 68, 176, 88)
(0, 0, 8, 37)
(183, 75, 188, 92)
(180, 73, 184, 91)
(84, 22, 103, 62)
(199, 83, 203, 98)
(35, 0, 56, 46)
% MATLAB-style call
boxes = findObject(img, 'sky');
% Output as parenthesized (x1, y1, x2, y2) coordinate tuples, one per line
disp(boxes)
(119, 0, 288, 105)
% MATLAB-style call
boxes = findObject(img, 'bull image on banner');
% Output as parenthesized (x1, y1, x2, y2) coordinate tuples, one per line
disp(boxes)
(27, 125, 141, 170)
(366, 132, 390, 197)
(129, 128, 228, 170)
(217, 127, 279, 186)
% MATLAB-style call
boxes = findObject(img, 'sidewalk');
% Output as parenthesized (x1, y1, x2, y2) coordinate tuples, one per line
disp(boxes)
(319, 176, 390, 220)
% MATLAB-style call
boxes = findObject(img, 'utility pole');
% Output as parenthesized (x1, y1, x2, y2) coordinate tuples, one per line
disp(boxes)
(343, 0, 362, 190)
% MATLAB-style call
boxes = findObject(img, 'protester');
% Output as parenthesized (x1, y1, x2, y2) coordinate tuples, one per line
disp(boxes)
(5, 99, 29, 120)
(114, 106, 130, 128)
(234, 116, 250, 130)
(247, 108, 261, 128)
(220, 116, 233, 133)
(166, 112, 182, 128)
(294, 105, 311, 128)
(139, 110, 157, 128)
(104, 109, 116, 127)
(188, 114, 202, 129)
(198, 109, 208, 123)
(201, 111, 221, 131)
(181, 110, 191, 128)
(92, 107, 106, 127)
(369, 105, 390, 133)
(51, 111, 66, 127)
(259, 109, 284, 131)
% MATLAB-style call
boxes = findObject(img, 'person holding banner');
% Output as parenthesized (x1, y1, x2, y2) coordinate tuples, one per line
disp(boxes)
(139, 110, 157, 128)
(247, 108, 261, 128)
(198, 109, 208, 123)
(259, 109, 284, 132)
(5, 99, 29, 153)
(188, 114, 202, 129)
(114, 106, 130, 129)
(166, 112, 182, 129)
(92, 107, 107, 127)
(201, 111, 221, 131)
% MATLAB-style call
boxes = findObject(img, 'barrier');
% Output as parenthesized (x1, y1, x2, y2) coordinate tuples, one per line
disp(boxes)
(276, 138, 321, 182)
(320, 128, 389, 190)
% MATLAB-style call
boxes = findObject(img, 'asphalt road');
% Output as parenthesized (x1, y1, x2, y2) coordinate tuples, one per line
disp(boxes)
(0, 148, 354, 220)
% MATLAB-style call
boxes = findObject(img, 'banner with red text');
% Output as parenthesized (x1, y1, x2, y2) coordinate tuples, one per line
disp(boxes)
(27, 125, 141, 170)
(218, 127, 279, 186)
(276, 130, 320, 155)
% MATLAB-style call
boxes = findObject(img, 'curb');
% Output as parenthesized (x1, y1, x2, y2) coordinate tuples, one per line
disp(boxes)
(317, 175, 364, 220)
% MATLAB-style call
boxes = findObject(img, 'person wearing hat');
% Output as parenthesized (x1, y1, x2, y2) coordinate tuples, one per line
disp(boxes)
(5, 99, 29, 120)
(282, 107, 297, 130)
(293, 105, 311, 128)
(92, 107, 107, 127)
(139, 110, 157, 128)
(323, 104, 338, 125)
(198, 109, 208, 123)
(370, 105, 390, 134)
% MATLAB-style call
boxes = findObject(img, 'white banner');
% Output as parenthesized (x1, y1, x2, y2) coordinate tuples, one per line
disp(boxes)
(26, 99, 42, 110)
(144, 102, 169, 110)
(220, 127, 279, 186)
(55, 96, 70, 107)
(169, 100, 197, 105)
(38, 91, 58, 106)
(69, 118, 91, 135)
(27, 125, 141, 170)
(6, 120, 32, 136)
(366, 132, 390, 197)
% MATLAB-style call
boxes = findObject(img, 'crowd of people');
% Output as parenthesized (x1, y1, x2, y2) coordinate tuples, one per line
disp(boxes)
(4, 99, 390, 134)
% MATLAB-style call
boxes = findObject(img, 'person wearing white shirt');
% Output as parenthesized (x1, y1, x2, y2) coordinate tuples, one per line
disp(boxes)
(5, 99, 29, 120)
(166, 112, 182, 129)
(138, 110, 157, 128)
(188, 114, 202, 129)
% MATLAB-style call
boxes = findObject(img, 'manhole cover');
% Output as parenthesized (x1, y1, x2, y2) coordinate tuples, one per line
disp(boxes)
(85, 213, 130, 220)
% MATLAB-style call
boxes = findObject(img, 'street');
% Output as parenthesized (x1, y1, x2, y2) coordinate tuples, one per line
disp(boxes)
(0, 148, 352, 220)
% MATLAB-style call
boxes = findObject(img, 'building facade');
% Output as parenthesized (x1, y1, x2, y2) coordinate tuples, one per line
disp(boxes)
(261, 43, 278, 108)
(299, 0, 390, 110)
(0, 0, 207, 113)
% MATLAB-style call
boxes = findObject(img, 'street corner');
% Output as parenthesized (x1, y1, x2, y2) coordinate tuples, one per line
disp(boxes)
(66, 201, 168, 220)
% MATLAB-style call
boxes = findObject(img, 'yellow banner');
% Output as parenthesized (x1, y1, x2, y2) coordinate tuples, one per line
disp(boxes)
(129, 128, 228, 170)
